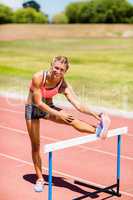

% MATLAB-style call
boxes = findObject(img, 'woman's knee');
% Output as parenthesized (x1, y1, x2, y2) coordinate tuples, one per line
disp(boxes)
(70, 119, 80, 126)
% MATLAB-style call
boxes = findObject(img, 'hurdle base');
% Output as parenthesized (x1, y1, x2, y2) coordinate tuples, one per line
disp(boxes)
(74, 180, 121, 199)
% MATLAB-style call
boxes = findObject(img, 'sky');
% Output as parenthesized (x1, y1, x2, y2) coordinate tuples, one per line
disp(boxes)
(0, 0, 133, 18)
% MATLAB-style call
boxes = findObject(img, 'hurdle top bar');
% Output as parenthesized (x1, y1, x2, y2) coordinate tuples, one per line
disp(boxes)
(44, 127, 128, 153)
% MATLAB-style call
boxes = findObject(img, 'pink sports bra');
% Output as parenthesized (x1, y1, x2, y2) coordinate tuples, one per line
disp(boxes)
(30, 71, 63, 99)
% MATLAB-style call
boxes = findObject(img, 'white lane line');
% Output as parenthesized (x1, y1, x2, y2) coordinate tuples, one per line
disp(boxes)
(0, 107, 133, 137)
(0, 152, 133, 198)
(79, 145, 133, 161)
(0, 124, 133, 161)
(127, 134, 133, 137)
(16, 163, 28, 168)
(0, 125, 58, 142)
(0, 108, 23, 114)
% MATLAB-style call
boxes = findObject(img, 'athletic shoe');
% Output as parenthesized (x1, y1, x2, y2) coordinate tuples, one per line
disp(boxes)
(95, 120, 103, 137)
(34, 178, 45, 192)
(96, 113, 111, 139)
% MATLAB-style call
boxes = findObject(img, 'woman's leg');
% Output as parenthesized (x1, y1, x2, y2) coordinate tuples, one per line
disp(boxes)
(26, 119, 43, 180)
(49, 110, 96, 134)
(71, 118, 96, 133)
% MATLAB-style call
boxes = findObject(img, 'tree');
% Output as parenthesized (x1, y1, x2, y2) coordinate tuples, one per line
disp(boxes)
(78, 1, 97, 23)
(23, 0, 40, 12)
(65, 2, 82, 23)
(65, 0, 133, 23)
(0, 4, 13, 24)
(13, 7, 48, 23)
(52, 12, 68, 24)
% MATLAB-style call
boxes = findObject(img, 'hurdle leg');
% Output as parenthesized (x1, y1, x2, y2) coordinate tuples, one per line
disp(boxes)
(48, 152, 52, 200)
(116, 135, 121, 197)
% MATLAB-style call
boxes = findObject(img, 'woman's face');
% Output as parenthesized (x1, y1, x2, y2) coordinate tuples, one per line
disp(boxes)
(51, 61, 67, 79)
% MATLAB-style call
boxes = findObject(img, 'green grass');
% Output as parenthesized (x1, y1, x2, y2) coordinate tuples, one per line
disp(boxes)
(0, 38, 133, 111)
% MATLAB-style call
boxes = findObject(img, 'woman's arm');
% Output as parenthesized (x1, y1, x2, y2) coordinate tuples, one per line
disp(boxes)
(32, 74, 60, 116)
(32, 75, 74, 123)
(64, 83, 101, 121)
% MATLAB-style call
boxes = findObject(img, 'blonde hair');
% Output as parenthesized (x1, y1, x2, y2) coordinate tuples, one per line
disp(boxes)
(51, 56, 69, 71)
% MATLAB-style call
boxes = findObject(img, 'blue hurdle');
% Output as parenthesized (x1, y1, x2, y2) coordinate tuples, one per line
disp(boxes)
(44, 127, 128, 200)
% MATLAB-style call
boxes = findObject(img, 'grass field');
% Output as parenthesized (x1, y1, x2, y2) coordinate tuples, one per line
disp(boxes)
(0, 24, 133, 111)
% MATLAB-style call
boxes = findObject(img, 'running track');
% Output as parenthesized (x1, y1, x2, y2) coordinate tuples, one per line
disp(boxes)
(0, 96, 133, 200)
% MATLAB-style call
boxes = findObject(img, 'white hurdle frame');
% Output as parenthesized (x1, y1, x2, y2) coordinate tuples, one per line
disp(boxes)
(44, 127, 128, 200)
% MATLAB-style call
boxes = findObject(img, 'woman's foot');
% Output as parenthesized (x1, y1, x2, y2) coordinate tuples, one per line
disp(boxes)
(96, 113, 111, 139)
(34, 178, 45, 192)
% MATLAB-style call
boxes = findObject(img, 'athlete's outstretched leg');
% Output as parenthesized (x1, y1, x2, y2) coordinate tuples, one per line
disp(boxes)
(49, 110, 96, 134)
(71, 118, 96, 133)
(49, 110, 110, 137)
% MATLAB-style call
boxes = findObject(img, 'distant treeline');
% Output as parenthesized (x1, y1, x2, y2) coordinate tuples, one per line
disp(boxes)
(0, 0, 133, 24)
(65, 0, 133, 23)
(0, 4, 48, 24)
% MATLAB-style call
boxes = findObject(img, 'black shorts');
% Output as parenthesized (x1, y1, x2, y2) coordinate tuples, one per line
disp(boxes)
(25, 104, 61, 120)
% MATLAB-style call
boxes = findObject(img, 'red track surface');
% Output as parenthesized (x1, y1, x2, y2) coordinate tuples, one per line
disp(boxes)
(0, 96, 133, 200)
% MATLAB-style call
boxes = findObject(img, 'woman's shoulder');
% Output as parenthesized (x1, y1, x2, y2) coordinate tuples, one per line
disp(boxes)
(32, 70, 45, 88)
(32, 70, 44, 78)
(58, 79, 68, 93)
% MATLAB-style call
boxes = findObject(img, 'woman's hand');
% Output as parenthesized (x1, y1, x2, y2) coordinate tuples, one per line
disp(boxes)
(58, 111, 74, 124)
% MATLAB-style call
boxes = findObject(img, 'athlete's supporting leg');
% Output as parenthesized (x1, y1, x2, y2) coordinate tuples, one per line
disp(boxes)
(26, 119, 43, 180)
